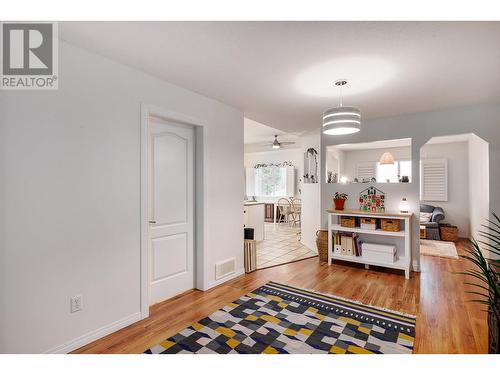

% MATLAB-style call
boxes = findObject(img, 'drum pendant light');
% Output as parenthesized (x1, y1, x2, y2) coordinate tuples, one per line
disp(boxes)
(322, 80, 361, 135)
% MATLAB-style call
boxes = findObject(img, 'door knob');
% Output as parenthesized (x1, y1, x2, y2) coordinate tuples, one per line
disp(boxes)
(149, 220, 156, 224)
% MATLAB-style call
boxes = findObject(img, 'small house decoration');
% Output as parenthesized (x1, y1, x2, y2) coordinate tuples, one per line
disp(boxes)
(359, 186, 386, 213)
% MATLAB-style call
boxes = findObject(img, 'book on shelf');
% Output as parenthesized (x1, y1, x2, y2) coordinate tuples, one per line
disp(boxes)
(354, 234, 363, 256)
(332, 231, 362, 257)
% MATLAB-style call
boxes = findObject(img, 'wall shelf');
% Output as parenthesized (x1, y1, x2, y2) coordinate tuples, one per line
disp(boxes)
(327, 210, 413, 278)
(331, 254, 408, 271)
(330, 224, 405, 237)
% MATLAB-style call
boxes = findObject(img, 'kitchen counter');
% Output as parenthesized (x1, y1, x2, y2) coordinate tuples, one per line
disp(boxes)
(244, 202, 265, 241)
(244, 201, 265, 206)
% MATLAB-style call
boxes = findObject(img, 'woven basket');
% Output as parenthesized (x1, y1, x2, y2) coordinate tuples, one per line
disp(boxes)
(340, 216, 356, 228)
(360, 217, 376, 225)
(316, 230, 329, 262)
(381, 218, 401, 232)
(440, 225, 459, 242)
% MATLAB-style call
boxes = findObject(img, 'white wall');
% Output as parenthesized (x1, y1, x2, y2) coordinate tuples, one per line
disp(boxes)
(300, 130, 321, 252)
(0, 41, 244, 353)
(325, 147, 344, 182)
(468, 135, 490, 246)
(321, 102, 500, 271)
(420, 141, 470, 237)
(341, 146, 411, 182)
(244, 148, 302, 201)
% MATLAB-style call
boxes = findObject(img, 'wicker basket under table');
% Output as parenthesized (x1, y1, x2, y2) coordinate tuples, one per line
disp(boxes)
(316, 230, 329, 262)
(440, 224, 459, 242)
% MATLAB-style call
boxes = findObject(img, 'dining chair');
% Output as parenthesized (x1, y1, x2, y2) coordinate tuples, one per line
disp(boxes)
(290, 198, 301, 226)
(276, 198, 292, 224)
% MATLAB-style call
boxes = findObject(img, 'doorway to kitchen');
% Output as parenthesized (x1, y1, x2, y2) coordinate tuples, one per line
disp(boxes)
(244, 119, 317, 269)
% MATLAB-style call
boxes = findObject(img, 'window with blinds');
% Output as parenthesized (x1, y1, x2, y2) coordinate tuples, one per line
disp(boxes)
(246, 166, 295, 197)
(420, 158, 448, 201)
(356, 162, 376, 181)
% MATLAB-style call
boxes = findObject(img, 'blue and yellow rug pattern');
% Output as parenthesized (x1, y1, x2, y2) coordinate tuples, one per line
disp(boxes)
(145, 281, 416, 354)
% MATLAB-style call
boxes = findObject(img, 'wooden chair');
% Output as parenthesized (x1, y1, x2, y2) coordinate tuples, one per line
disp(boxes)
(276, 198, 292, 224)
(290, 198, 301, 226)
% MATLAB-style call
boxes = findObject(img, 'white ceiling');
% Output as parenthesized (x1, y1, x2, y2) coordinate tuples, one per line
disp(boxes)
(60, 22, 500, 133)
(244, 118, 300, 152)
(244, 118, 300, 144)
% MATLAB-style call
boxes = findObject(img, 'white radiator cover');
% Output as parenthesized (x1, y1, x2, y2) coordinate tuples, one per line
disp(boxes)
(215, 258, 236, 280)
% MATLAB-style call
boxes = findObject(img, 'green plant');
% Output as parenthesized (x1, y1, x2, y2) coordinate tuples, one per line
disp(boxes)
(334, 192, 348, 200)
(460, 213, 500, 323)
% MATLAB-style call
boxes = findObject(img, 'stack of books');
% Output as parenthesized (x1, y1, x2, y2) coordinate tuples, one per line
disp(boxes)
(333, 232, 363, 257)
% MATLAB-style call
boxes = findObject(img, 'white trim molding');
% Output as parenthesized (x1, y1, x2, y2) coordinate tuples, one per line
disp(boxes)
(203, 268, 246, 291)
(45, 312, 141, 354)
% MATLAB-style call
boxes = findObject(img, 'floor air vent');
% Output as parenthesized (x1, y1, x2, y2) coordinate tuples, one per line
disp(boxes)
(215, 258, 236, 280)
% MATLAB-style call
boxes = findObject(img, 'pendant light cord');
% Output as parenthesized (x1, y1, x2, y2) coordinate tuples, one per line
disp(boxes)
(339, 82, 343, 107)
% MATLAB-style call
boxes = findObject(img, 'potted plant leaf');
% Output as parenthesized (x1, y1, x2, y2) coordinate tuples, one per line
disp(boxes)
(333, 192, 348, 211)
(460, 213, 500, 353)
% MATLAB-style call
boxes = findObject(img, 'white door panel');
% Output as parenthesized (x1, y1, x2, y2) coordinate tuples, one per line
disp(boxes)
(152, 233, 188, 281)
(149, 118, 194, 305)
(153, 133, 188, 225)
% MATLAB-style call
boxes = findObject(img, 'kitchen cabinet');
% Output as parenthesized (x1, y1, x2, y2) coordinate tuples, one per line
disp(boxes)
(244, 202, 265, 241)
(264, 203, 274, 222)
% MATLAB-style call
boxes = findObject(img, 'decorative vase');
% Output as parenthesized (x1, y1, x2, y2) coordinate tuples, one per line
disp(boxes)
(334, 198, 346, 211)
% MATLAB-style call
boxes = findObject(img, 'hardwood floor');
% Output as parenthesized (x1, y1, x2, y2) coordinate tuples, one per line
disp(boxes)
(73, 239, 487, 354)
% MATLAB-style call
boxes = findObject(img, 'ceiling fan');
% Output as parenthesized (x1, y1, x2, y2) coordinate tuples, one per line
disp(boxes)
(266, 135, 296, 149)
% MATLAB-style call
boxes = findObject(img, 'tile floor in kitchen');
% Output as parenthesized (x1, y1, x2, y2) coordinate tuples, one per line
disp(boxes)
(256, 223, 318, 269)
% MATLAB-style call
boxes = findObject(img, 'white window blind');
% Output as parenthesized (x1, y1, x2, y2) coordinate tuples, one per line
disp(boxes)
(249, 166, 295, 197)
(420, 158, 448, 201)
(245, 168, 255, 196)
(286, 166, 295, 197)
(356, 162, 376, 181)
(376, 162, 399, 183)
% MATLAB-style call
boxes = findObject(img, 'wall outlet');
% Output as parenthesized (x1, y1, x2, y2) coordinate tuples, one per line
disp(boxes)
(70, 295, 83, 313)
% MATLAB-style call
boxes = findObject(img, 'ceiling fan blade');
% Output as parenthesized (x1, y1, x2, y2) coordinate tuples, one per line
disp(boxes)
(279, 141, 296, 145)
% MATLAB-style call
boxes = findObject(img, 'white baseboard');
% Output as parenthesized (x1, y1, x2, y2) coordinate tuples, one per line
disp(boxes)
(203, 268, 245, 291)
(45, 312, 142, 354)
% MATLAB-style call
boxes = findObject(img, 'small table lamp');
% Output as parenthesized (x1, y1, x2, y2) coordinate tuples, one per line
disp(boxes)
(399, 197, 410, 213)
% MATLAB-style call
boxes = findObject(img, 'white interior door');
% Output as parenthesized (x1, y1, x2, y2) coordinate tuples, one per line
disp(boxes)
(149, 118, 194, 305)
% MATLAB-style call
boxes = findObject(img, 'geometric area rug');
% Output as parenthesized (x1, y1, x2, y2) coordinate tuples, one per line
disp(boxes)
(145, 281, 416, 354)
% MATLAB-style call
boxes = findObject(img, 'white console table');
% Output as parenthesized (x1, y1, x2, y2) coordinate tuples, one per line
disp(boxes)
(327, 209, 413, 279)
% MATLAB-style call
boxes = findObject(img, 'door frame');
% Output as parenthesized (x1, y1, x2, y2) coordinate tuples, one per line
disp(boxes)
(140, 103, 207, 319)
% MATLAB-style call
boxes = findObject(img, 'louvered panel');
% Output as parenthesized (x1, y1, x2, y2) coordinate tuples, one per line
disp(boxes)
(285, 166, 296, 197)
(420, 158, 448, 201)
(356, 162, 376, 181)
(245, 168, 255, 196)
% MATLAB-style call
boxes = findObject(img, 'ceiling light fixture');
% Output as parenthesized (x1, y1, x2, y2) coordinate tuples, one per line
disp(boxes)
(322, 80, 361, 135)
(379, 152, 395, 165)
